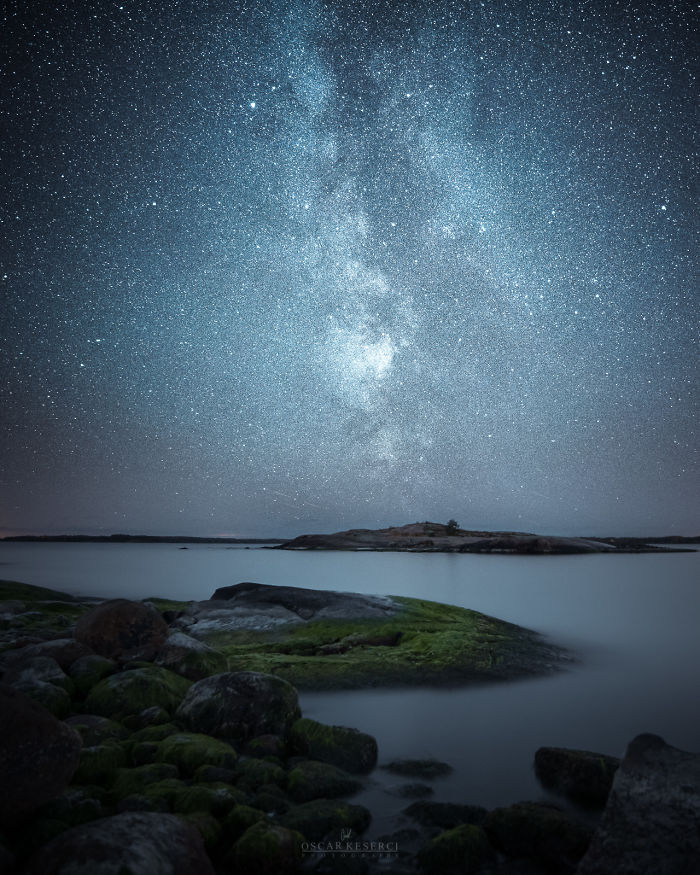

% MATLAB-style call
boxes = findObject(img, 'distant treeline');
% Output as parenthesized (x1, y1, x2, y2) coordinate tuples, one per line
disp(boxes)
(1, 534, 284, 544)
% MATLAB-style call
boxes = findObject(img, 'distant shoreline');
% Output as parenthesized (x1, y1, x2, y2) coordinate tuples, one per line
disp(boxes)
(0, 535, 283, 544)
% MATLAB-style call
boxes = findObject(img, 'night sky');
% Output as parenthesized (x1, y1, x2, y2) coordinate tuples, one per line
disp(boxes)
(1, 0, 697, 538)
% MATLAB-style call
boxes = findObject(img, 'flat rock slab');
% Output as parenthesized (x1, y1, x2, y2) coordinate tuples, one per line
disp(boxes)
(577, 733, 700, 875)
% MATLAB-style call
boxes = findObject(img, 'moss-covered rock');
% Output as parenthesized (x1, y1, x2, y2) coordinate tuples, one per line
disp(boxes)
(484, 801, 593, 871)
(129, 721, 182, 743)
(155, 732, 238, 776)
(116, 793, 169, 813)
(111, 763, 180, 800)
(289, 718, 377, 774)
(235, 757, 286, 792)
(10, 679, 71, 717)
(287, 760, 362, 803)
(84, 665, 191, 721)
(72, 741, 127, 785)
(155, 631, 229, 680)
(65, 714, 127, 746)
(232, 822, 304, 875)
(182, 811, 222, 852)
(131, 741, 160, 765)
(249, 785, 292, 815)
(171, 782, 244, 816)
(223, 804, 267, 842)
(417, 824, 495, 874)
(68, 654, 117, 697)
(534, 746, 620, 807)
(176, 671, 300, 744)
(246, 734, 287, 760)
(34, 786, 107, 829)
(281, 799, 371, 841)
(193, 764, 237, 784)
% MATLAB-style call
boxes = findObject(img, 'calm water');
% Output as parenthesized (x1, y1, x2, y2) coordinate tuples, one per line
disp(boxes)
(1, 542, 698, 834)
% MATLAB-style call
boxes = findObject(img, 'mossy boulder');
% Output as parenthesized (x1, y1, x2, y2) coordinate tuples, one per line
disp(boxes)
(155, 631, 228, 680)
(130, 722, 182, 743)
(111, 763, 180, 800)
(287, 760, 363, 803)
(232, 822, 304, 875)
(193, 764, 237, 784)
(250, 785, 292, 814)
(35, 786, 107, 829)
(281, 799, 371, 841)
(246, 734, 287, 759)
(484, 801, 593, 871)
(84, 665, 191, 721)
(535, 746, 620, 807)
(9, 679, 71, 717)
(65, 714, 127, 747)
(154, 732, 238, 776)
(68, 654, 117, 697)
(182, 811, 222, 852)
(289, 718, 377, 774)
(176, 671, 300, 743)
(73, 741, 127, 785)
(223, 804, 267, 842)
(3, 639, 92, 672)
(417, 824, 495, 874)
(171, 782, 244, 816)
(235, 757, 286, 792)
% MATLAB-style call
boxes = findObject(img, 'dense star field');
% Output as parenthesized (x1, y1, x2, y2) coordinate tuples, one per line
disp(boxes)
(1, 0, 697, 537)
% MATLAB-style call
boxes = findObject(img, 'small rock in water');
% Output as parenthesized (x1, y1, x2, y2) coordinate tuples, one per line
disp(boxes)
(381, 758, 453, 779)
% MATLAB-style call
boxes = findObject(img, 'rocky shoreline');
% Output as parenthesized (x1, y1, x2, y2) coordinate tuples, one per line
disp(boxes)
(277, 521, 698, 554)
(1, 579, 698, 874)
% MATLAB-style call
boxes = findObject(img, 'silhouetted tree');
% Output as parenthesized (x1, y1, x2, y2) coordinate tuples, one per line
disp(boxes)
(446, 519, 460, 535)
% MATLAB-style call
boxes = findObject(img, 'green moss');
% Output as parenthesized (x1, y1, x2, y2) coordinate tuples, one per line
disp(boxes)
(235, 757, 286, 792)
(171, 782, 244, 816)
(287, 760, 362, 803)
(203, 595, 558, 690)
(181, 811, 222, 852)
(155, 732, 238, 776)
(289, 718, 377, 773)
(0, 580, 78, 602)
(223, 805, 267, 842)
(417, 824, 495, 874)
(84, 666, 192, 721)
(69, 654, 117, 697)
(232, 822, 304, 875)
(144, 597, 191, 613)
(280, 798, 371, 841)
(130, 722, 182, 742)
(111, 763, 180, 800)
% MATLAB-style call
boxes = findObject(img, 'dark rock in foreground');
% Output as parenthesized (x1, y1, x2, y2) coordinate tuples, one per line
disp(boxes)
(0, 682, 82, 826)
(22, 811, 215, 875)
(75, 598, 169, 662)
(576, 733, 700, 875)
(535, 746, 620, 807)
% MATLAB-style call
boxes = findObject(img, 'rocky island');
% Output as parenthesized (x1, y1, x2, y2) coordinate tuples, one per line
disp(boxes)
(277, 520, 698, 553)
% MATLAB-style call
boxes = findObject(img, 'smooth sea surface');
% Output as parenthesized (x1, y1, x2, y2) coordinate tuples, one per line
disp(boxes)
(1, 542, 698, 834)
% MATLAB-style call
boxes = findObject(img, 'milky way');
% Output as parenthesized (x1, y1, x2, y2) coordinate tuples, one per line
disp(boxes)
(1, 0, 697, 536)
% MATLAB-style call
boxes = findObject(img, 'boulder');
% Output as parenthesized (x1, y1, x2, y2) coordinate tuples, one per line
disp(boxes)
(75, 599, 169, 662)
(3, 655, 74, 694)
(287, 759, 363, 802)
(289, 718, 377, 773)
(280, 798, 371, 841)
(65, 714, 127, 746)
(484, 801, 592, 873)
(155, 732, 238, 776)
(417, 824, 496, 874)
(232, 822, 304, 875)
(22, 811, 216, 875)
(535, 746, 619, 806)
(176, 671, 300, 743)
(111, 763, 180, 800)
(0, 682, 82, 826)
(68, 653, 117, 696)
(72, 741, 128, 785)
(577, 733, 700, 874)
(236, 757, 287, 792)
(0, 638, 92, 671)
(84, 665, 191, 721)
(154, 631, 228, 680)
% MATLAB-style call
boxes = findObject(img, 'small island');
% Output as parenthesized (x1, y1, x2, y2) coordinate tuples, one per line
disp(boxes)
(277, 520, 699, 553)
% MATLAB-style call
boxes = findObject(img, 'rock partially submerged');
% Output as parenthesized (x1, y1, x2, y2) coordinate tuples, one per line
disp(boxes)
(535, 746, 619, 807)
(577, 733, 700, 874)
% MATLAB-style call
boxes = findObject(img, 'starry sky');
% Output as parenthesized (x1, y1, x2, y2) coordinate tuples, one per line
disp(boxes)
(1, 0, 697, 538)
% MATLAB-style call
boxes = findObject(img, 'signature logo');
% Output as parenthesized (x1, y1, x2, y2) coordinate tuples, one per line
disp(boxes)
(340, 828, 352, 841)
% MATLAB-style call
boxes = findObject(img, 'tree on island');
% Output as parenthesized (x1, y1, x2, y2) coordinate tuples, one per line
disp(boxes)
(446, 519, 460, 535)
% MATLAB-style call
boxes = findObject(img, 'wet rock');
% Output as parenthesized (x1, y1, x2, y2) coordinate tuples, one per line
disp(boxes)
(484, 801, 592, 873)
(289, 717, 378, 773)
(154, 631, 228, 680)
(84, 665, 191, 721)
(22, 811, 216, 875)
(381, 758, 452, 779)
(534, 746, 620, 806)
(232, 822, 304, 875)
(155, 731, 238, 776)
(2, 655, 74, 704)
(176, 671, 300, 743)
(281, 798, 371, 841)
(287, 759, 363, 803)
(0, 682, 82, 826)
(417, 823, 496, 874)
(577, 733, 700, 875)
(386, 783, 434, 799)
(404, 800, 488, 830)
(75, 599, 169, 662)
(68, 653, 117, 696)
